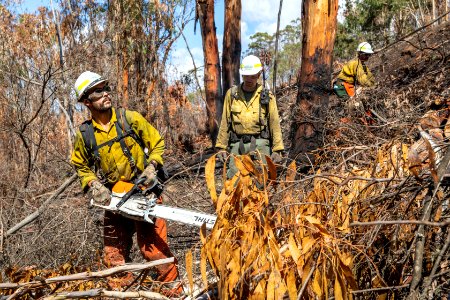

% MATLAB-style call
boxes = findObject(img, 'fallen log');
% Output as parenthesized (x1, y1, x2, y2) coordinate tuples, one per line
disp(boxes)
(4, 173, 78, 238)
(0, 258, 174, 290)
(43, 289, 169, 300)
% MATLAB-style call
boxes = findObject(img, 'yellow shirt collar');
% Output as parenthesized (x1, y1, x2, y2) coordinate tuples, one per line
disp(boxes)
(91, 108, 117, 132)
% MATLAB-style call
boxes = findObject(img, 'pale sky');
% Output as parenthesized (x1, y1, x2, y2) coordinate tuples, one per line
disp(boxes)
(169, 0, 302, 81)
(20, 0, 303, 82)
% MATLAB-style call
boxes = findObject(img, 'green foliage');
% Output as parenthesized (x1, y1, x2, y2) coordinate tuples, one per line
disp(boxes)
(245, 18, 301, 87)
(334, 23, 360, 60)
(247, 32, 274, 54)
(276, 19, 301, 85)
(335, 0, 429, 59)
(245, 0, 434, 81)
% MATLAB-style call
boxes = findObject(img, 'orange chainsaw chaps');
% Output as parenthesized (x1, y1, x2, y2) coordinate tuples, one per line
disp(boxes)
(107, 272, 135, 290)
(103, 212, 179, 282)
(104, 181, 178, 283)
(343, 81, 355, 97)
(112, 180, 135, 194)
(137, 217, 179, 282)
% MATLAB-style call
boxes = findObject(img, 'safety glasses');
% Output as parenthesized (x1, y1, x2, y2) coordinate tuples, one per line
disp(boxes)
(358, 53, 371, 59)
(88, 85, 111, 100)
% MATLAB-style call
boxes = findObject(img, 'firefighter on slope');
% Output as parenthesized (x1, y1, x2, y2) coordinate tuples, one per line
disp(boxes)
(215, 55, 284, 178)
(70, 71, 180, 295)
(333, 42, 376, 100)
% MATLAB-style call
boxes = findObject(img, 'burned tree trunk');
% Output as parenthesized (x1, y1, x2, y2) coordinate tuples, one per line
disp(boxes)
(197, 0, 222, 144)
(289, 0, 338, 165)
(222, 0, 241, 100)
(272, 0, 283, 93)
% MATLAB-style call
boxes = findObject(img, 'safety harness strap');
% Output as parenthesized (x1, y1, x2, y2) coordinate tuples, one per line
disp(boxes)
(80, 121, 100, 162)
(115, 114, 137, 172)
(228, 85, 271, 147)
(116, 108, 151, 170)
(79, 108, 149, 177)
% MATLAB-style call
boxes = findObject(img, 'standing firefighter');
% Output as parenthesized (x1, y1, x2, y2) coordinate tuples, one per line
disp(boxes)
(334, 42, 376, 99)
(70, 71, 180, 295)
(216, 55, 284, 178)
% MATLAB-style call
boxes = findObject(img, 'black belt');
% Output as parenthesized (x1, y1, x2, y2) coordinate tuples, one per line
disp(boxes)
(230, 133, 262, 144)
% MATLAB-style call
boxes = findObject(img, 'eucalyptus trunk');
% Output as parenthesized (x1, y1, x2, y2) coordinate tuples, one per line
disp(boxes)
(222, 0, 241, 97)
(197, 0, 222, 144)
(289, 0, 338, 164)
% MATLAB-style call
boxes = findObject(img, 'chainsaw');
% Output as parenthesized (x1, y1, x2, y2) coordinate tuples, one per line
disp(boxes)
(90, 178, 217, 230)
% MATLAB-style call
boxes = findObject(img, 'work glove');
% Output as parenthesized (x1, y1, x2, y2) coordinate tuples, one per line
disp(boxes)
(216, 150, 228, 163)
(355, 86, 363, 96)
(270, 151, 283, 164)
(90, 180, 111, 205)
(346, 98, 363, 114)
(139, 162, 158, 188)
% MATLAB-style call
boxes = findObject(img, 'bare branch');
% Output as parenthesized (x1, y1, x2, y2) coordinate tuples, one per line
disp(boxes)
(43, 289, 169, 299)
(297, 262, 316, 300)
(378, 11, 450, 53)
(421, 227, 450, 298)
(177, 23, 205, 104)
(5, 173, 78, 237)
(0, 258, 175, 290)
(351, 284, 409, 294)
(350, 218, 450, 227)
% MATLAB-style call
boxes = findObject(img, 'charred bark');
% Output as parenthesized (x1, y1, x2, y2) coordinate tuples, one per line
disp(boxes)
(272, 0, 283, 93)
(222, 0, 241, 99)
(197, 0, 222, 145)
(122, 68, 129, 108)
(289, 0, 338, 165)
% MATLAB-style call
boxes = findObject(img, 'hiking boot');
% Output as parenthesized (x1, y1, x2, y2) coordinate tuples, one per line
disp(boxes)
(107, 272, 135, 290)
(160, 281, 184, 299)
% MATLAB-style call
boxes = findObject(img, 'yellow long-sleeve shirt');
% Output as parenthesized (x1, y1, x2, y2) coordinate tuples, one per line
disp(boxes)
(215, 84, 284, 152)
(337, 58, 375, 87)
(71, 108, 164, 191)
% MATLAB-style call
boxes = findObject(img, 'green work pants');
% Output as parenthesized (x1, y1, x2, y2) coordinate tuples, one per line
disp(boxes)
(227, 138, 271, 179)
(333, 81, 350, 100)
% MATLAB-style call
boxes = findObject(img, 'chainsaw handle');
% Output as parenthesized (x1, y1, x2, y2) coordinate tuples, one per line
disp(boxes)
(143, 198, 157, 224)
(115, 177, 146, 208)
(141, 177, 159, 194)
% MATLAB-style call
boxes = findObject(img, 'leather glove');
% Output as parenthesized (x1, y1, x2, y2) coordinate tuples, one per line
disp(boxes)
(216, 150, 228, 163)
(346, 98, 363, 113)
(355, 86, 363, 96)
(270, 151, 283, 164)
(90, 180, 111, 205)
(139, 162, 158, 188)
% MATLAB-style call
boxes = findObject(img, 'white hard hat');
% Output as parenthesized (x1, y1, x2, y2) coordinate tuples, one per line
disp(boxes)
(357, 42, 374, 54)
(74, 71, 107, 101)
(239, 55, 263, 76)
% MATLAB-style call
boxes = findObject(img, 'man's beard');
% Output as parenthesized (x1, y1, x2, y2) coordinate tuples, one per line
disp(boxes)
(97, 102, 112, 111)
(94, 98, 112, 111)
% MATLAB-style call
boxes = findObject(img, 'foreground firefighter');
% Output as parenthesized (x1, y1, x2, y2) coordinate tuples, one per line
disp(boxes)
(70, 71, 180, 294)
(408, 97, 450, 180)
(333, 42, 376, 100)
(215, 55, 284, 178)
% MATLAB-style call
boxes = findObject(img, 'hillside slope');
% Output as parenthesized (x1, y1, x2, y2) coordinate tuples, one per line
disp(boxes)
(196, 20, 450, 299)
(1, 20, 449, 300)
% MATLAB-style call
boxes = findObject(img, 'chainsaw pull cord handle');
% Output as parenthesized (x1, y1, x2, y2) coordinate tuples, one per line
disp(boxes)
(115, 177, 146, 208)
(143, 197, 157, 223)
(141, 177, 159, 194)
(141, 177, 160, 223)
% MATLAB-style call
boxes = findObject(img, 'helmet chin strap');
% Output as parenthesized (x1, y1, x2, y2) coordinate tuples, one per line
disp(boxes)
(242, 80, 258, 92)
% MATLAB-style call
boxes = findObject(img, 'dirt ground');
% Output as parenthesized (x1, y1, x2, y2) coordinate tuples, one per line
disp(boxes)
(161, 20, 450, 289)
(1, 19, 448, 299)
(154, 16, 449, 276)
